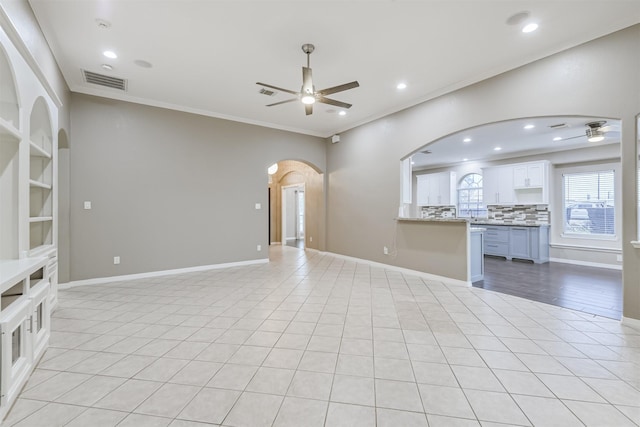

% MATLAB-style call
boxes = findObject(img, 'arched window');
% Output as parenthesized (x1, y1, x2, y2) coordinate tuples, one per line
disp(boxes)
(458, 173, 486, 218)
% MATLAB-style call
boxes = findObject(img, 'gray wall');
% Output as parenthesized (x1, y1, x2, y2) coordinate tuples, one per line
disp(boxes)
(69, 94, 325, 280)
(327, 25, 640, 320)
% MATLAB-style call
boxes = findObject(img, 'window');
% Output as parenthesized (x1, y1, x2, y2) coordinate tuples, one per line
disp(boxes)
(458, 173, 486, 218)
(563, 170, 614, 236)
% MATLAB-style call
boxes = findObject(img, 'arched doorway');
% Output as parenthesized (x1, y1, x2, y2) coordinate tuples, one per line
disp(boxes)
(268, 160, 324, 251)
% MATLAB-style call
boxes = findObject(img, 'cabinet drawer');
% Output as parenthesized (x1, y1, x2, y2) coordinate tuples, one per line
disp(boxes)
(484, 228, 509, 243)
(485, 242, 509, 256)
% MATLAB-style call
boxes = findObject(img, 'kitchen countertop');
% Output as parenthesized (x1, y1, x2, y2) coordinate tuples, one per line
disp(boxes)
(395, 217, 467, 223)
(470, 220, 549, 227)
(396, 218, 548, 227)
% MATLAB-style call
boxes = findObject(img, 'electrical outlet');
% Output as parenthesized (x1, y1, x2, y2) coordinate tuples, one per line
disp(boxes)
(310, 236, 313, 242)
(113, 256, 120, 265)
(255, 203, 261, 210)
(257, 244, 262, 251)
(84, 201, 92, 210)
(383, 246, 389, 255)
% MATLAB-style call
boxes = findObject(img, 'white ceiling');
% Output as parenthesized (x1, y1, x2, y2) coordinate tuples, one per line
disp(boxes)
(411, 116, 621, 170)
(27, 1, 640, 137)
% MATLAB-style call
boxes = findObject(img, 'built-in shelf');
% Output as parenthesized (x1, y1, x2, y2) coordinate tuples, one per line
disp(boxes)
(28, 217, 53, 223)
(0, 258, 47, 294)
(29, 179, 51, 190)
(0, 118, 20, 142)
(28, 244, 55, 258)
(29, 141, 51, 158)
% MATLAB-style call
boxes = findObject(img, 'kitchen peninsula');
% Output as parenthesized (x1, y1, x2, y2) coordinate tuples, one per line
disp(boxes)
(394, 218, 484, 284)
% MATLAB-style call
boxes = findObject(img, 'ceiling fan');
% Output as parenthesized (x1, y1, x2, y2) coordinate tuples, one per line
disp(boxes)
(561, 120, 619, 142)
(257, 43, 359, 116)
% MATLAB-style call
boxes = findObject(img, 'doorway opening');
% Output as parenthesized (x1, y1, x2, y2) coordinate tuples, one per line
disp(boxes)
(282, 184, 305, 249)
(267, 159, 324, 252)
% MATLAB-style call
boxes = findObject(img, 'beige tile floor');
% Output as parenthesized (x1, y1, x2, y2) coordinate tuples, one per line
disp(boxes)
(5, 246, 640, 426)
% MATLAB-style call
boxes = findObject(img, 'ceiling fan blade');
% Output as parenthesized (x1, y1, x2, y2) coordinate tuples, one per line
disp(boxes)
(317, 96, 352, 109)
(266, 98, 298, 107)
(317, 81, 359, 96)
(256, 82, 299, 96)
(600, 125, 620, 132)
(305, 104, 313, 115)
(560, 134, 585, 141)
(302, 67, 314, 93)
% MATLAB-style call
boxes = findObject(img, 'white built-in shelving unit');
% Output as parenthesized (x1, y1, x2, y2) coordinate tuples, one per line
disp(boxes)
(0, 25, 57, 421)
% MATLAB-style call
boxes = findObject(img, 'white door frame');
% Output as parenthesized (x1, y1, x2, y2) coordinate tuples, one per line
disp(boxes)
(281, 183, 305, 247)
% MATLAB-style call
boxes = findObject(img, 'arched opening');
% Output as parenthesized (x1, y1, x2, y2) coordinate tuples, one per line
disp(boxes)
(268, 160, 324, 251)
(0, 44, 20, 129)
(0, 45, 20, 260)
(402, 115, 623, 319)
(29, 97, 54, 254)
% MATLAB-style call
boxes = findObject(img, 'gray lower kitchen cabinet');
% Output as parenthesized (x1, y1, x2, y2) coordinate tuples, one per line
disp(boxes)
(482, 224, 549, 263)
(483, 226, 509, 257)
(509, 227, 530, 259)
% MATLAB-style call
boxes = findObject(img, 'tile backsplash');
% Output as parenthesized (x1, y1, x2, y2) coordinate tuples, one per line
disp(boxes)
(420, 206, 457, 219)
(487, 204, 550, 224)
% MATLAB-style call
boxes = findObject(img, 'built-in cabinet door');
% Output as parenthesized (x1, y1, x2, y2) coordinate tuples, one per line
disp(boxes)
(527, 163, 544, 187)
(509, 227, 531, 258)
(513, 163, 544, 188)
(513, 166, 528, 188)
(417, 172, 456, 206)
(416, 175, 430, 206)
(483, 168, 499, 205)
(483, 167, 515, 204)
(0, 298, 33, 408)
(497, 167, 515, 204)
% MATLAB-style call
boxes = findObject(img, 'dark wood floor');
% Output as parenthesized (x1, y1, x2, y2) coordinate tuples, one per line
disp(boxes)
(474, 256, 622, 319)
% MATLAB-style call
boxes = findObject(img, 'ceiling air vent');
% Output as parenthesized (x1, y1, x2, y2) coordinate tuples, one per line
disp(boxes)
(259, 88, 277, 96)
(82, 70, 127, 91)
(548, 123, 567, 129)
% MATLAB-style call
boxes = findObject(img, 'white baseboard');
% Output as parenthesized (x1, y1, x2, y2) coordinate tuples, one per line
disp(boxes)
(622, 316, 640, 331)
(322, 251, 470, 288)
(549, 257, 622, 270)
(270, 242, 282, 245)
(59, 258, 269, 289)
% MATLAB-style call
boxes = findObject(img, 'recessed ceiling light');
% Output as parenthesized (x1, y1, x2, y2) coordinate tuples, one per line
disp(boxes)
(463, 158, 468, 161)
(506, 11, 530, 26)
(553, 136, 562, 141)
(523, 124, 535, 130)
(95, 18, 111, 29)
(396, 83, 407, 90)
(134, 59, 153, 68)
(463, 137, 472, 143)
(103, 50, 117, 59)
(522, 23, 538, 33)
(494, 146, 502, 151)
(338, 111, 346, 116)
(101, 64, 113, 71)
(411, 161, 415, 165)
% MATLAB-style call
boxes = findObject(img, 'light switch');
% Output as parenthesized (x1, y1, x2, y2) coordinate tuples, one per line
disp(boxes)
(84, 201, 92, 210)
(255, 203, 261, 210)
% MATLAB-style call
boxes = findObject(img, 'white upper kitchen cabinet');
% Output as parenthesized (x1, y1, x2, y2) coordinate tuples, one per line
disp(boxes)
(483, 166, 515, 205)
(513, 161, 547, 188)
(416, 171, 456, 206)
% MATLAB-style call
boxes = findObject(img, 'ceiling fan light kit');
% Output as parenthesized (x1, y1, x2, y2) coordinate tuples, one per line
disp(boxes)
(560, 120, 615, 143)
(257, 43, 359, 115)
